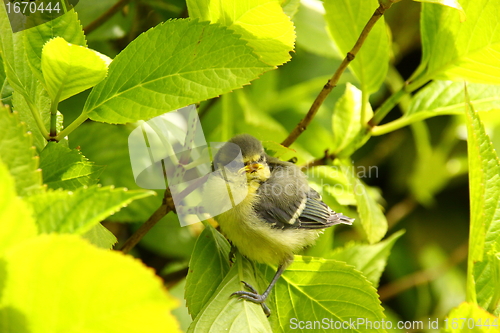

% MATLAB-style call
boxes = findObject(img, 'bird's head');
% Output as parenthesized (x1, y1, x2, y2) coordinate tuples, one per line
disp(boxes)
(214, 134, 271, 184)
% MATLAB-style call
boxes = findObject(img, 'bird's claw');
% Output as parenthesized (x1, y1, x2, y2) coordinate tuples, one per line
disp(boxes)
(230, 281, 271, 317)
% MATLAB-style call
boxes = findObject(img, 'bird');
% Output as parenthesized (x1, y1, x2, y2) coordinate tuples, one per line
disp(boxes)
(210, 134, 354, 316)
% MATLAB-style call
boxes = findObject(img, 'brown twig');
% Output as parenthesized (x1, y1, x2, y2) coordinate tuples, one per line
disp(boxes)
(281, 2, 394, 148)
(119, 189, 175, 254)
(83, 0, 132, 35)
(378, 241, 468, 301)
(300, 149, 335, 170)
(118, 172, 211, 254)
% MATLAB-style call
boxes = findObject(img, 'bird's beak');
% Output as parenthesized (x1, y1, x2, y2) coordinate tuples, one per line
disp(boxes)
(244, 161, 264, 173)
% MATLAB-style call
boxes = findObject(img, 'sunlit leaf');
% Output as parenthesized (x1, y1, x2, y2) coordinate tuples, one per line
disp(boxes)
(0, 160, 37, 256)
(0, 234, 182, 333)
(25, 9, 86, 84)
(413, 0, 465, 21)
(265, 256, 386, 332)
(187, 253, 271, 332)
(187, 0, 295, 66)
(343, 159, 387, 244)
(42, 37, 110, 102)
(83, 19, 271, 124)
(39, 142, 104, 190)
(444, 302, 499, 333)
(328, 230, 404, 287)
(0, 106, 42, 196)
(331, 83, 373, 156)
(464, 87, 500, 305)
(416, 0, 500, 86)
(26, 185, 154, 235)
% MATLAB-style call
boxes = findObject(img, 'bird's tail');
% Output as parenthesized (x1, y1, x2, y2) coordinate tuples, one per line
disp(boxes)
(328, 212, 355, 225)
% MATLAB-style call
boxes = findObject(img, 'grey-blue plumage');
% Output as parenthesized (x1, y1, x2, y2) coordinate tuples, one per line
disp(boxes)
(212, 134, 353, 316)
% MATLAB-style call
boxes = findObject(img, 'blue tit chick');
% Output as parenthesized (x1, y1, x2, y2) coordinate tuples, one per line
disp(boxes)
(212, 134, 354, 316)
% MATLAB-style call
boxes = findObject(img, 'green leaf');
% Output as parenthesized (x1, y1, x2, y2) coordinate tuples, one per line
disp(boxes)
(185, 223, 231, 319)
(0, 160, 37, 256)
(0, 3, 33, 97)
(444, 302, 499, 333)
(412, 0, 465, 21)
(83, 19, 271, 124)
(324, 0, 389, 93)
(42, 37, 110, 102)
(81, 223, 118, 249)
(188, 252, 272, 333)
(26, 185, 155, 235)
(39, 141, 104, 190)
(408, 119, 465, 205)
(343, 159, 387, 244)
(70, 122, 163, 221)
(262, 140, 296, 160)
(306, 163, 358, 207)
(465, 88, 500, 305)
(328, 230, 405, 287)
(12, 85, 54, 152)
(407, 81, 500, 118)
(0, 234, 182, 333)
(24, 9, 86, 84)
(0, 53, 13, 106)
(474, 243, 500, 315)
(139, 213, 197, 259)
(0, 106, 42, 196)
(372, 81, 500, 136)
(186, 0, 295, 66)
(415, 0, 500, 86)
(293, 0, 340, 58)
(331, 83, 373, 156)
(281, 0, 301, 18)
(0, 4, 51, 142)
(266, 256, 386, 332)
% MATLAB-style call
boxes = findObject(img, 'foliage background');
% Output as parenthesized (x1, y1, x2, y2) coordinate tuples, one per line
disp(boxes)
(1, 0, 499, 332)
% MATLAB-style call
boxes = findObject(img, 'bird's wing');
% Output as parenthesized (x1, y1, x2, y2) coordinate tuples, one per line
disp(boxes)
(255, 160, 353, 230)
(298, 189, 354, 229)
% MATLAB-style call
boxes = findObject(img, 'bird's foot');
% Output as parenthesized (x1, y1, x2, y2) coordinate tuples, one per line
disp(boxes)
(231, 281, 271, 317)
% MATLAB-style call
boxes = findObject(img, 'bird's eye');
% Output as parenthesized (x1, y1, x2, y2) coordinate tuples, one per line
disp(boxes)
(258, 156, 265, 163)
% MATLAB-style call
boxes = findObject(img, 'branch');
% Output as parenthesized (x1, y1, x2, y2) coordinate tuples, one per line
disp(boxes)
(118, 172, 212, 254)
(83, 0, 132, 35)
(281, 2, 395, 147)
(378, 241, 468, 301)
(119, 189, 175, 254)
(300, 149, 335, 170)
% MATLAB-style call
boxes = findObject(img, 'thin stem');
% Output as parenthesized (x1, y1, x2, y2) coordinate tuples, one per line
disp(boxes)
(118, 173, 209, 254)
(49, 97, 59, 138)
(300, 149, 335, 170)
(119, 204, 172, 254)
(281, 3, 394, 147)
(55, 112, 89, 141)
(83, 0, 132, 35)
(371, 112, 432, 136)
(385, 65, 411, 113)
(119, 190, 175, 254)
(25, 96, 50, 140)
(369, 86, 406, 126)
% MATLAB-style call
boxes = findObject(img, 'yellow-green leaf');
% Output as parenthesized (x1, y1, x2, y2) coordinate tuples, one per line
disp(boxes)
(41, 37, 110, 102)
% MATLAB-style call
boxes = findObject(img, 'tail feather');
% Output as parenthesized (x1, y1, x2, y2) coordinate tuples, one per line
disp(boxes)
(327, 212, 354, 225)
